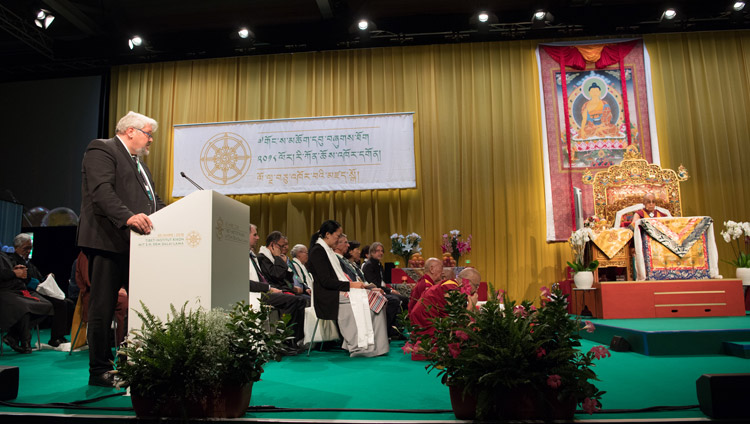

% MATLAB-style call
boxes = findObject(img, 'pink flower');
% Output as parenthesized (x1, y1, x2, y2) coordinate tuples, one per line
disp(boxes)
(536, 347, 546, 358)
(582, 397, 600, 414)
(513, 305, 528, 318)
(448, 343, 461, 359)
(459, 278, 472, 295)
(455, 330, 469, 341)
(540, 286, 551, 298)
(529, 305, 537, 313)
(496, 289, 506, 301)
(590, 345, 611, 359)
(546, 374, 562, 389)
(401, 340, 421, 354)
(583, 320, 595, 333)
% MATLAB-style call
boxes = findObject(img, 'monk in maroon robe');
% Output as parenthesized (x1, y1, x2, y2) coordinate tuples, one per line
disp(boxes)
(408, 257, 443, 313)
(409, 268, 480, 360)
(621, 193, 669, 228)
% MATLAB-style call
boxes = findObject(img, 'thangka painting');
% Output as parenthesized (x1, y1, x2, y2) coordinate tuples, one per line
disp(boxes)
(536, 39, 660, 241)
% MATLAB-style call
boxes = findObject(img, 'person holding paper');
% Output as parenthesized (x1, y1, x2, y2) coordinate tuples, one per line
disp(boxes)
(307, 220, 389, 357)
(0, 233, 67, 353)
(77, 111, 165, 387)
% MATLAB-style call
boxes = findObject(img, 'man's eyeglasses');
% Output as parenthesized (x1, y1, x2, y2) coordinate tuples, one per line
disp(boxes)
(135, 128, 153, 139)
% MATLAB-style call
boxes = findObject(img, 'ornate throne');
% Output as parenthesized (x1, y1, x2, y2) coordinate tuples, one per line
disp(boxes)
(582, 146, 690, 281)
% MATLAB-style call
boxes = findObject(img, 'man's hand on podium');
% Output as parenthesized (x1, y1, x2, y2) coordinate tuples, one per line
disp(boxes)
(127, 213, 153, 234)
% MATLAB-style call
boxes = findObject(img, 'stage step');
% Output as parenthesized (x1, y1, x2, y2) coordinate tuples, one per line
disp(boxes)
(723, 341, 750, 359)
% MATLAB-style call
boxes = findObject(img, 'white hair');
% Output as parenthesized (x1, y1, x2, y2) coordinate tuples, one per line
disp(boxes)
(290, 244, 307, 258)
(13, 233, 32, 248)
(116, 111, 158, 134)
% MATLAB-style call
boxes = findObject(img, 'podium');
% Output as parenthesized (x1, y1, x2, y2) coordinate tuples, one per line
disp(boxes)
(129, 190, 249, 331)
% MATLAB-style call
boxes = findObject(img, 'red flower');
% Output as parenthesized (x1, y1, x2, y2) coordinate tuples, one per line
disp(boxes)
(513, 305, 527, 318)
(448, 343, 461, 359)
(583, 320, 595, 333)
(536, 347, 546, 358)
(540, 286, 551, 298)
(401, 342, 415, 354)
(455, 330, 469, 341)
(546, 374, 562, 388)
(589, 345, 611, 359)
(582, 397, 600, 414)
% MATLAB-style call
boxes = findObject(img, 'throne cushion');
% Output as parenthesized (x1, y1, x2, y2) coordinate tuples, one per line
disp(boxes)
(614, 203, 672, 228)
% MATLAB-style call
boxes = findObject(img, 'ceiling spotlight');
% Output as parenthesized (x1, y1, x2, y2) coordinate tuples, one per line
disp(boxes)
(662, 8, 677, 20)
(734, 1, 746, 11)
(128, 36, 143, 50)
(478, 12, 489, 23)
(534, 10, 547, 21)
(357, 19, 369, 31)
(34, 9, 55, 29)
(238, 28, 250, 39)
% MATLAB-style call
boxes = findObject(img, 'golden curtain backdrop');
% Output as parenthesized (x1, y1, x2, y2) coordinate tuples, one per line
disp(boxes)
(110, 30, 750, 300)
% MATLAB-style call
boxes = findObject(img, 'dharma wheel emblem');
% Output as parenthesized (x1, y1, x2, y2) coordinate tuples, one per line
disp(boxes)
(200, 132, 252, 185)
(186, 231, 201, 248)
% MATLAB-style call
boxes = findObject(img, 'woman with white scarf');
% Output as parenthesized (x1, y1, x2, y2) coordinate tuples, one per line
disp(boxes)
(306, 220, 389, 357)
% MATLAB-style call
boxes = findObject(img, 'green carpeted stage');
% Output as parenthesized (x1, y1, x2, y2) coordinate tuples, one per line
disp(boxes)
(2, 316, 750, 423)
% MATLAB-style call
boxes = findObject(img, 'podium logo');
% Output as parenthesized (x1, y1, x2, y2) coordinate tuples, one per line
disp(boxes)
(186, 231, 201, 248)
(200, 132, 252, 185)
(215, 217, 225, 240)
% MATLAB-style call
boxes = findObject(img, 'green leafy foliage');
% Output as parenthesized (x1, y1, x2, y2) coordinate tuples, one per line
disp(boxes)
(117, 300, 291, 402)
(566, 259, 599, 272)
(404, 285, 607, 418)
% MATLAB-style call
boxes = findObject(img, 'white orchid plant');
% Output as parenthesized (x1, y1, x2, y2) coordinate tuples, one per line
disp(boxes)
(720, 221, 750, 268)
(567, 227, 599, 273)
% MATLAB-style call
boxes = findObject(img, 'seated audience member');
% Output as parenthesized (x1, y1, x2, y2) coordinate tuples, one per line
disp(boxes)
(344, 240, 367, 281)
(307, 220, 389, 357)
(621, 193, 669, 228)
(74, 252, 129, 346)
(289, 244, 313, 296)
(258, 231, 302, 295)
(0, 233, 66, 353)
(334, 234, 363, 283)
(248, 225, 306, 352)
(442, 266, 456, 282)
(360, 244, 370, 269)
(362, 242, 408, 339)
(409, 268, 481, 360)
(408, 257, 443, 313)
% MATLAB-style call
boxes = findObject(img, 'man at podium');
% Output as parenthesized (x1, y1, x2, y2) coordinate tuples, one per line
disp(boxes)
(77, 111, 165, 387)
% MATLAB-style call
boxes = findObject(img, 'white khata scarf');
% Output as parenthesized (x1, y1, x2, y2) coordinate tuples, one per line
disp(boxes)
(316, 237, 373, 348)
(258, 245, 274, 262)
(248, 253, 260, 282)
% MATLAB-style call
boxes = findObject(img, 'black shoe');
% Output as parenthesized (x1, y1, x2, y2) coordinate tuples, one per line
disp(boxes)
(19, 341, 32, 354)
(3, 335, 30, 354)
(47, 337, 69, 347)
(88, 371, 120, 387)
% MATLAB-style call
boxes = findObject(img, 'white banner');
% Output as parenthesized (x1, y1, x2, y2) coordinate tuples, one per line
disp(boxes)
(172, 113, 415, 197)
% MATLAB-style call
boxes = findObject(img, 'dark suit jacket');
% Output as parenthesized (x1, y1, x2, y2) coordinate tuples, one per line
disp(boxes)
(258, 252, 295, 291)
(307, 243, 349, 320)
(362, 258, 392, 294)
(77, 137, 165, 253)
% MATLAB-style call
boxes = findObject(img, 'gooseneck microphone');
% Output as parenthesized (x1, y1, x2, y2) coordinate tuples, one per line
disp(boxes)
(180, 172, 204, 190)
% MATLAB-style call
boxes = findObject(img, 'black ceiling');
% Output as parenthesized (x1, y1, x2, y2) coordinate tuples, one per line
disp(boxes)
(0, 0, 747, 82)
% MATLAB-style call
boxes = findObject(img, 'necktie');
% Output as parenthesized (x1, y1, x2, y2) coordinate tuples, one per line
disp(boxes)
(133, 156, 155, 204)
(251, 254, 267, 283)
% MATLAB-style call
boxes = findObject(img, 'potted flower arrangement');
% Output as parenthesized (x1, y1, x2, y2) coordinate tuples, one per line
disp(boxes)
(117, 301, 291, 418)
(567, 227, 598, 288)
(390, 232, 422, 266)
(403, 284, 608, 420)
(720, 220, 750, 285)
(441, 230, 472, 264)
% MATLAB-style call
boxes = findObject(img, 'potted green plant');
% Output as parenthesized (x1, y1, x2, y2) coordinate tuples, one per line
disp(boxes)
(568, 227, 599, 288)
(403, 284, 608, 420)
(720, 220, 750, 285)
(117, 300, 291, 418)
